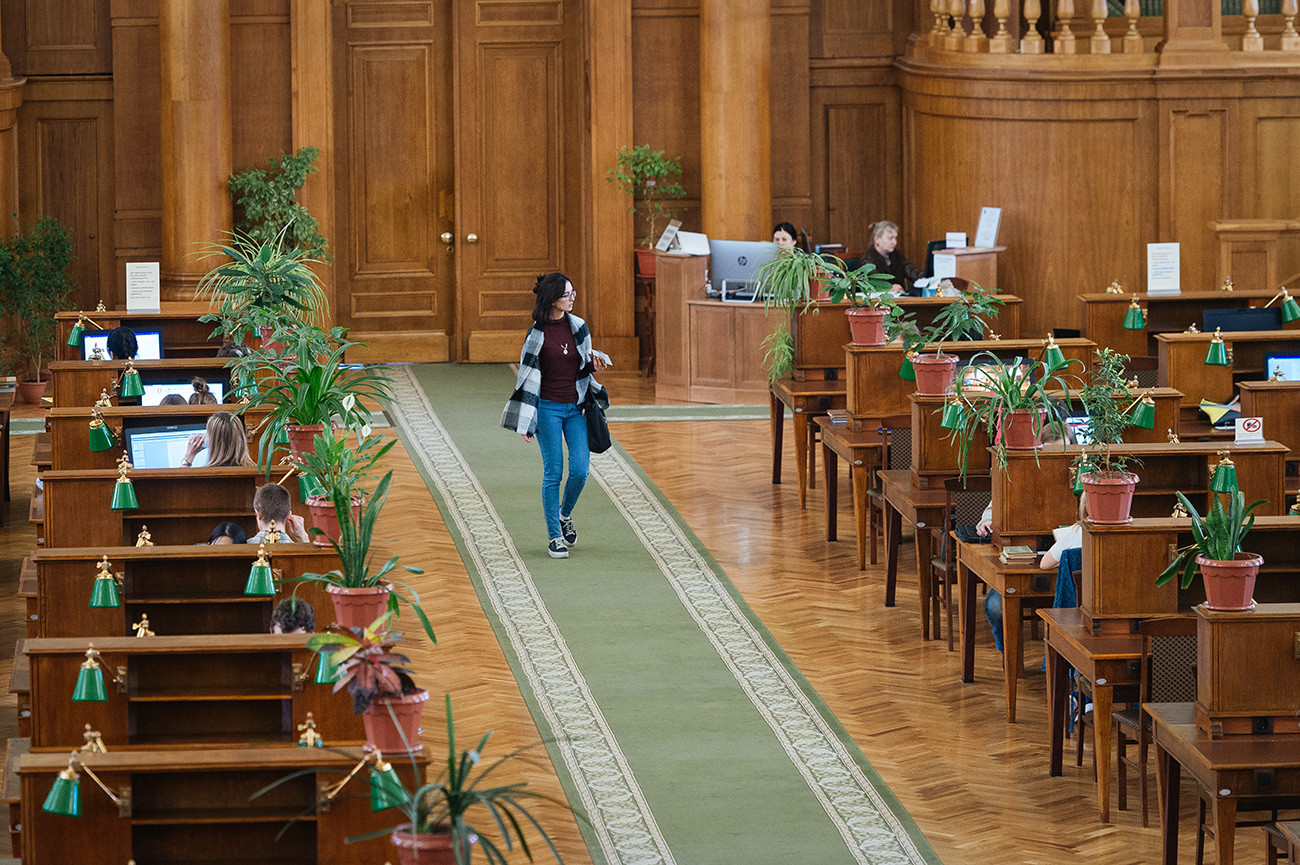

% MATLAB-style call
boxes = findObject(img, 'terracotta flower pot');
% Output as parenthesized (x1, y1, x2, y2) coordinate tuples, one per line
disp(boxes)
(18, 379, 48, 406)
(258, 325, 286, 356)
(634, 247, 656, 279)
(363, 688, 429, 754)
(999, 409, 1045, 450)
(325, 583, 391, 632)
(911, 354, 959, 396)
(285, 424, 325, 459)
(391, 826, 464, 865)
(1081, 472, 1139, 524)
(305, 494, 363, 546)
(1198, 552, 1262, 611)
(811, 274, 831, 301)
(846, 307, 887, 346)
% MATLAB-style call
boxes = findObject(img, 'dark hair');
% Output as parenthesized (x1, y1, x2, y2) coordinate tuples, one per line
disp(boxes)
(217, 341, 251, 358)
(107, 327, 137, 360)
(158, 393, 187, 406)
(208, 521, 247, 544)
(188, 377, 216, 405)
(773, 222, 798, 239)
(253, 482, 292, 524)
(530, 272, 571, 325)
(271, 598, 315, 633)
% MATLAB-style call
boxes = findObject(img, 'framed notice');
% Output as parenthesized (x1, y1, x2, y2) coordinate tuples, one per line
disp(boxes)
(974, 207, 1002, 248)
(932, 253, 957, 279)
(1146, 243, 1181, 295)
(125, 262, 161, 312)
(655, 220, 682, 252)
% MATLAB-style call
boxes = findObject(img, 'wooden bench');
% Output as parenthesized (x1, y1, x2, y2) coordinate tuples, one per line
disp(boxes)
(48, 404, 273, 472)
(49, 357, 235, 408)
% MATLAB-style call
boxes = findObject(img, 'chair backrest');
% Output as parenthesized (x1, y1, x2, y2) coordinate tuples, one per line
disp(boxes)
(879, 413, 912, 470)
(1140, 616, 1198, 704)
(938, 475, 993, 564)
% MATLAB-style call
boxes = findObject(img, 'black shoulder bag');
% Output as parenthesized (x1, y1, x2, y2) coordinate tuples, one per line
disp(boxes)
(583, 384, 611, 454)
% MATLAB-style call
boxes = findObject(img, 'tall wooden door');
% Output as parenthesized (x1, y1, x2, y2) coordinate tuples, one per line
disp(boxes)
(454, 0, 587, 362)
(332, 1, 455, 361)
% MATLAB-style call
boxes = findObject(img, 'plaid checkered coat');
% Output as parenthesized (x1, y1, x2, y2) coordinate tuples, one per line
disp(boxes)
(501, 313, 598, 436)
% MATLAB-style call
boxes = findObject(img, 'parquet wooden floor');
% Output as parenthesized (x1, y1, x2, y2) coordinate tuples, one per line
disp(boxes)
(0, 372, 1276, 864)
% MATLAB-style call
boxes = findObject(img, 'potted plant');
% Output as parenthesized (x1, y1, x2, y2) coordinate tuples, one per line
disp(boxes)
(351, 694, 575, 865)
(949, 348, 1082, 478)
(1075, 348, 1142, 523)
(825, 259, 908, 346)
(307, 613, 428, 753)
(195, 226, 329, 349)
(233, 325, 393, 467)
(0, 215, 75, 403)
(296, 425, 393, 545)
(606, 144, 686, 278)
(1156, 490, 1266, 611)
(227, 145, 331, 263)
(902, 282, 1004, 395)
(757, 246, 826, 382)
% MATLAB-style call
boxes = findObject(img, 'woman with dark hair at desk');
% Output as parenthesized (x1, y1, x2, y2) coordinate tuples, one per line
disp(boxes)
(862, 220, 923, 296)
(107, 326, 137, 360)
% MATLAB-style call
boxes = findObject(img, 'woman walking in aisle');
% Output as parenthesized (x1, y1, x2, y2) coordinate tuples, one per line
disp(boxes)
(502, 272, 610, 559)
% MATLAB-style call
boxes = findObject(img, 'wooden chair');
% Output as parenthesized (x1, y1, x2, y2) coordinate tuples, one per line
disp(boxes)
(865, 413, 911, 565)
(1113, 615, 1197, 826)
(929, 474, 991, 650)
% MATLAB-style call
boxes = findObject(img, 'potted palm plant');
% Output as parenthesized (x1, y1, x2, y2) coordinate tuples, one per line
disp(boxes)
(0, 215, 75, 404)
(825, 259, 908, 346)
(1156, 490, 1266, 611)
(1075, 348, 1141, 523)
(902, 282, 1004, 395)
(295, 425, 393, 545)
(606, 144, 687, 278)
(349, 693, 575, 865)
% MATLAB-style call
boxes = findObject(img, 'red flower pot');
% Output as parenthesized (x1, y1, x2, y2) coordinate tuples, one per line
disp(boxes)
(18, 379, 48, 406)
(811, 275, 831, 301)
(1081, 472, 1138, 524)
(634, 247, 656, 279)
(999, 409, 1045, 450)
(325, 583, 391, 632)
(391, 826, 464, 865)
(258, 325, 286, 356)
(912, 354, 959, 396)
(305, 495, 363, 546)
(846, 307, 887, 346)
(1198, 552, 1262, 611)
(363, 688, 429, 754)
(285, 424, 325, 460)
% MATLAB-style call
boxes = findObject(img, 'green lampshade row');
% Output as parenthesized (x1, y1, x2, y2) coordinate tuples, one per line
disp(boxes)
(41, 773, 81, 817)
(1281, 295, 1300, 324)
(73, 666, 108, 703)
(315, 650, 340, 685)
(110, 480, 138, 511)
(89, 577, 121, 609)
(1209, 463, 1239, 494)
(67, 323, 86, 347)
(1204, 340, 1230, 366)
(939, 402, 964, 431)
(899, 356, 916, 381)
(88, 423, 116, 453)
(1122, 305, 1146, 330)
(1043, 345, 1066, 369)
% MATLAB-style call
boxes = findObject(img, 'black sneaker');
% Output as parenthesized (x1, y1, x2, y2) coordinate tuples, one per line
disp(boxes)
(548, 539, 569, 559)
(559, 516, 576, 547)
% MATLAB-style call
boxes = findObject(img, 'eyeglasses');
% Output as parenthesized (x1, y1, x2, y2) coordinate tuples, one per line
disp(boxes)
(561, 291, 577, 299)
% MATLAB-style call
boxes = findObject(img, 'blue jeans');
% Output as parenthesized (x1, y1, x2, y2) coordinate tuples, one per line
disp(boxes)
(535, 398, 589, 541)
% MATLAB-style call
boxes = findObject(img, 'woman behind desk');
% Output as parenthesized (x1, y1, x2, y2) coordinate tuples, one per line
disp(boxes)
(862, 220, 923, 296)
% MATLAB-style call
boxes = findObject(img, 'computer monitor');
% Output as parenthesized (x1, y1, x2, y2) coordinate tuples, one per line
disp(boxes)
(82, 329, 163, 361)
(1065, 416, 1092, 446)
(710, 239, 779, 301)
(924, 239, 948, 277)
(1264, 354, 1300, 381)
(123, 421, 208, 469)
(1201, 307, 1281, 334)
(139, 377, 226, 406)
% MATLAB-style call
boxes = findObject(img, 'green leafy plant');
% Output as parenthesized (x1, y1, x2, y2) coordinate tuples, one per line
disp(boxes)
(347, 693, 576, 865)
(228, 146, 331, 262)
(296, 424, 394, 505)
(307, 612, 416, 715)
(195, 226, 329, 345)
(1074, 347, 1140, 479)
(0, 215, 75, 381)
(1156, 490, 1265, 589)
(762, 321, 794, 383)
(757, 246, 824, 317)
(902, 283, 1003, 357)
(606, 144, 687, 248)
(825, 258, 898, 310)
(949, 348, 1083, 477)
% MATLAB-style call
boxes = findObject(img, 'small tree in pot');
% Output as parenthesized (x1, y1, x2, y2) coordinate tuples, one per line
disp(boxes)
(825, 259, 908, 346)
(901, 282, 1004, 395)
(1156, 490, 1266, 611)
(0, 215, 75, 402)
(1074, 348, 1142, 523)
(295, 425, 393, 546)
(606, 144, 686, 277)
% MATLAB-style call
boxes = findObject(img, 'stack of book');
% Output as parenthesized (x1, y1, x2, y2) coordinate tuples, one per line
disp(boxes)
(998, 545, 1038, 565)
(825, 409, 849, 424)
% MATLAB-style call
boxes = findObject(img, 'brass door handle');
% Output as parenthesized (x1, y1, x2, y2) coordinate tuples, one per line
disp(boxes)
(439, 232, 453, 245)
(465, 233, 479, 244)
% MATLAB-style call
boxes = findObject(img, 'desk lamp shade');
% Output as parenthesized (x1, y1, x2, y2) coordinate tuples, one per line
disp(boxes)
(73, 649, 108, 703)
(1128, 395, 1156, 430)
(1209, 454, 1238, 493)
(244, 544, 276, 596)
(110, 478, 138, 511)
(67, 319, 86, 347)
(899, 351, 916, 381)
(1281, 288, 1300, 323)
(88, 416, 115, 452)
(1204, 329, 1229, 366)
(42, 765, 81, 817)
(939, 398, 964, 430)
(1122, 299, 1145, 330)
(1042, 334, 1066, 369)
(89, 557, 120, 608)
(1072, 467, 1085, 496)
(369, 759, 407, 812)
(274, 424, 291, 447)
(119, 362, 144, 399)
(315, 649, 340, 684)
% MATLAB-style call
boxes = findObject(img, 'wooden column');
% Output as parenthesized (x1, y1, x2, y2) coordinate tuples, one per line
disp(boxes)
(159, 0, 232, 299)
(0, 14, 24, 224)
(700, 0, 771, 241)
(290, 0, 335, 326)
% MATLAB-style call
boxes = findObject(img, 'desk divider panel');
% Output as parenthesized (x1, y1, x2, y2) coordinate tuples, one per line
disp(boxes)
(49, 405, 273, 472)
(55, 303, 218, 362)
(1196, 603, 1300, 737)
(1079, 289, 1289, 359)
(50, 358, 234, 409)
(1157, 330, 1300, 407)
(910, 394, 990, 486)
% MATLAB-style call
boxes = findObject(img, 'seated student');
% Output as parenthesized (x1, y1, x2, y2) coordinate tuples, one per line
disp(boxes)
(861, 220, 923, 296)
(158, 393, 187, 406)
(106, 326, 137, 360)
(206, 521, 248, 545)
(249, 482, 311, 544)
(181, 411, 254, 468)
(1041, 492, 1087, 572)
(270, 598, 315, 634)
(188, 377, 218, 405)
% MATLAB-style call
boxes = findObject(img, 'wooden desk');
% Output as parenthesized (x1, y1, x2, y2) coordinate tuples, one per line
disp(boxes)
(956, 541, 1055, 722)
(1151, 701, 1300, 865)
(1238, 380, 1300, 467)
(1280, 821, 1300, 860)
(1080, 289, 1289, 359)
(55, 302, 216, 361)
(1157, 329, 1300, 408)
(816, 418, 885, 570)
(993, 441, 1290, 549)
(911, 394, 990, 488)
(1040, 606, 1143, 823)
(877, 469, 948, 638)
(942, 246, 1006, 292)
(771, 377, 846, 508)
(48, 404, 272, 471)
(50, 357, 234, 408)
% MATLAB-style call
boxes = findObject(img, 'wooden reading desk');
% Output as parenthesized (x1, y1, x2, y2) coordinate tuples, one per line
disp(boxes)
(55, 303, 217, 362)
(1080, 289, 1291, 360)
(877, 469, 948, 638)
(50, 357, 233, 408)
(771, 377, 846, 508)
(1157, 329, 1300, 409)
(815, 417, 885, 570)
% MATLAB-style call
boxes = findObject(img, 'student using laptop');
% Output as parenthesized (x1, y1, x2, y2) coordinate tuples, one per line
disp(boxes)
(861, 220, 923, 296)
(107, 326, 137, 360)
(180, 412, 254, 468)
